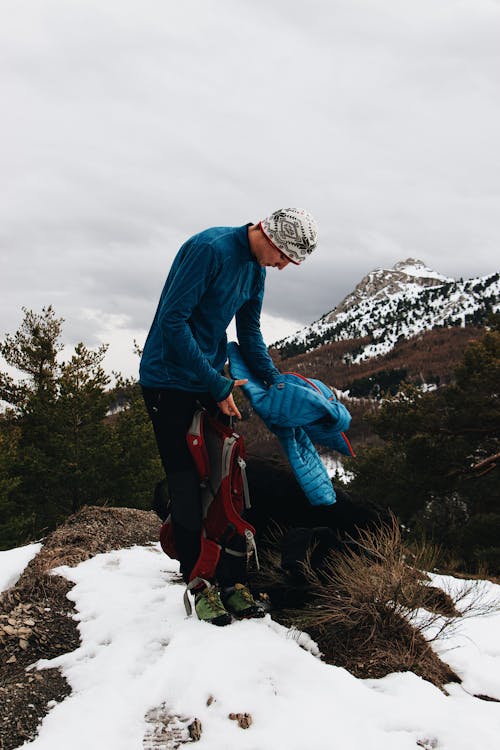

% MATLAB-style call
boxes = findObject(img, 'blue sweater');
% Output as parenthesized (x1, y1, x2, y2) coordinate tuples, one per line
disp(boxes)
(139, 224, 280, 401)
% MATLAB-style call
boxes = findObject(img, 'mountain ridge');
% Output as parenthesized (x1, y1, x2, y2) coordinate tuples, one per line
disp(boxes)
(273, 259, 499, 361)
(326, 257, 452, 319)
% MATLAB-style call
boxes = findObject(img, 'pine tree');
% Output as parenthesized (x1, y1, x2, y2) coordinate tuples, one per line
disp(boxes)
(106, 377, 162, 510)
(349, 329, 500, 571)
(0, 307, 162, 547)
(0, 306, 62, 410)
(47, 342, 114, 515)
(0, 307, 64, 539)
(0, 418, 24, 547)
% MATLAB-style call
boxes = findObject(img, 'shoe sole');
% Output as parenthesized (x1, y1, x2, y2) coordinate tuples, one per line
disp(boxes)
(202, 613, 232, 626)
(229, 607, 266, 620)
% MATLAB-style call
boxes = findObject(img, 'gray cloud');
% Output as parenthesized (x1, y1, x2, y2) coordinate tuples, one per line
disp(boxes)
(1, 0, 499, 377)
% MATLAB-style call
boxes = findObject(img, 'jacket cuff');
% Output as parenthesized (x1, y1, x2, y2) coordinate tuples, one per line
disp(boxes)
(213, 378, 234, 403)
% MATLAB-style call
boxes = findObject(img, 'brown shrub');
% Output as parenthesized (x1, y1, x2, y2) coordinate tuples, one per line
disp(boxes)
(254, 517, 499, 689)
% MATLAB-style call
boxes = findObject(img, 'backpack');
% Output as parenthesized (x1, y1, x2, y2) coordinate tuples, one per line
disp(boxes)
(159, 409, 259, 613)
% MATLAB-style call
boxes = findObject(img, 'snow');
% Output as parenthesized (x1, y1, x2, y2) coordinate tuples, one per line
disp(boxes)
(275, 268, 499, 361)
(322, 453, 354, 483)
(0, 542, 42, 593)
(393, 260, 451, 281)
(426, 574, 500, 702)
(19, 544, 500, 750)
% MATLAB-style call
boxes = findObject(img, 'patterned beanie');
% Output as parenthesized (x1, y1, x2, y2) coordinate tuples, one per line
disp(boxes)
(260, 208, 318, 265)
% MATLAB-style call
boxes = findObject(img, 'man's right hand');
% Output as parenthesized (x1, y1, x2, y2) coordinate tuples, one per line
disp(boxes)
(217, 379, 248, 419)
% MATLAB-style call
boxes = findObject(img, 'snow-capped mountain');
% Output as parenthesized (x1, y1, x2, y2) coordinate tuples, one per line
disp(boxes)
(274, 259, 500, 361)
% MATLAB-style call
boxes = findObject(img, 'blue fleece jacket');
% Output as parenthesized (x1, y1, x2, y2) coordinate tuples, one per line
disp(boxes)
(139, 224, 280, 402)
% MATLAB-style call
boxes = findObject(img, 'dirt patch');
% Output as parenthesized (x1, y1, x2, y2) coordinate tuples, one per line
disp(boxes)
(306, 612, 460, 686)
(0, 506, 160, 750)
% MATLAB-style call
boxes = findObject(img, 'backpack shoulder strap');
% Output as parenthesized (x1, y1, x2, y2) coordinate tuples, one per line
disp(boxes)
(182, 409, 260, 610)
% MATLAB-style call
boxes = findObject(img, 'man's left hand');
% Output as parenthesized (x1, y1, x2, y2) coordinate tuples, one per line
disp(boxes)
(217, 379, 248, 419)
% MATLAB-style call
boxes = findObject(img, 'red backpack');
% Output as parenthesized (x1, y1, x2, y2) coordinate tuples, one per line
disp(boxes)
(159, 409, 259, 612)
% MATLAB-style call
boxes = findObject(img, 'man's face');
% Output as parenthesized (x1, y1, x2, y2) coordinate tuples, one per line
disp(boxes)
(258, 229, 291, 270)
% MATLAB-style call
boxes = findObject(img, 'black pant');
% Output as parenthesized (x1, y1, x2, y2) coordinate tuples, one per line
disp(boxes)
(142, 387, 246, 586)
(142, 387, 215, 581)
(142, 387, 218, 473)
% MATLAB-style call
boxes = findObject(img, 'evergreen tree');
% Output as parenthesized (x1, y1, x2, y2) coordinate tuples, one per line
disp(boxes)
(0, 307, 162, 547)
(0, 417, 25, 547)
(0, 307, 64, 539)
(106, 377, 163, 510)
(46, 342, 114, 516)
(0, 306, 62, 409)
(349, 329, 500, 571)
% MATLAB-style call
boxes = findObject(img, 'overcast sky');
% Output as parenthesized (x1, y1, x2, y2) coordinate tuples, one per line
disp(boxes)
(1, 0, 499, 378)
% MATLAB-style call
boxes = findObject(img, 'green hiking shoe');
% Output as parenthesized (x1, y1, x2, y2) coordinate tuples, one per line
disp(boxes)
(194, 585, 232, 626)
(222, 583, 266, 619)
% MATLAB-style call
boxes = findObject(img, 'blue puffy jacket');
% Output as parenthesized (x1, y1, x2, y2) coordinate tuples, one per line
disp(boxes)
(139, 224, 281, 402)
(228, 342, 355, 506)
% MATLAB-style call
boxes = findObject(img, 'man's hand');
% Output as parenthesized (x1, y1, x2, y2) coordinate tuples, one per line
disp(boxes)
(217, 379, 248, 419)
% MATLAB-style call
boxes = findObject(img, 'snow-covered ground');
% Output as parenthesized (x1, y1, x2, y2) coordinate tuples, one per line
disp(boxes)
(0, 542, 41, 593)
(2, 543, 496, 750)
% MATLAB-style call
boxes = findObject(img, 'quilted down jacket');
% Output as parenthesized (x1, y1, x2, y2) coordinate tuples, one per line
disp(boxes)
(228, 342, 355, 506)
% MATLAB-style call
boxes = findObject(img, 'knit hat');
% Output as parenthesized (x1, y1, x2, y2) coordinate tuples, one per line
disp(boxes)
(260, 208, 318, 265)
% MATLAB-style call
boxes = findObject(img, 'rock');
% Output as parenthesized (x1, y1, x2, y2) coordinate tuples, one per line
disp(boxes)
(188, 718, 202, 741)
(228, 712, 252, 729)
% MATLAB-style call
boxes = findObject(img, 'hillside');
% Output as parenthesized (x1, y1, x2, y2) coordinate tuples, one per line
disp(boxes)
(1, 507, 500, 750)
(274, 259, 499, 361)
(273, 325, 485, 397)
(249, 258, 500, 458)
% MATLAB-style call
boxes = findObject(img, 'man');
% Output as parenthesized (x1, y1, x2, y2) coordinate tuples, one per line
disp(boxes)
(140, 208, 318, 624)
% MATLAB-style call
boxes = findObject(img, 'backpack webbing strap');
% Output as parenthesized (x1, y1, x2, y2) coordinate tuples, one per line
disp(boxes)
(245, 529, 260, 570)
(223, 530, 259, 570)
(238, 456, 251, 510)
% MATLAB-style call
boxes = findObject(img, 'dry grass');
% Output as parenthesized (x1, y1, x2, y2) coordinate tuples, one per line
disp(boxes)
(253, 516, 499, 689)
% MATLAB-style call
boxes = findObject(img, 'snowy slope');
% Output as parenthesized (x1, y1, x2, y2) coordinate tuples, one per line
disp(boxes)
(0, 543, 42, 593)
(274, 259, 500, 361)
(20, 544, 500, 750)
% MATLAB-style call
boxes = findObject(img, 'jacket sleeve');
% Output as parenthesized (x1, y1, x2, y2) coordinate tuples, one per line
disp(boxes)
(157, 240, 233, 402)
(235, 276, 282, 385)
